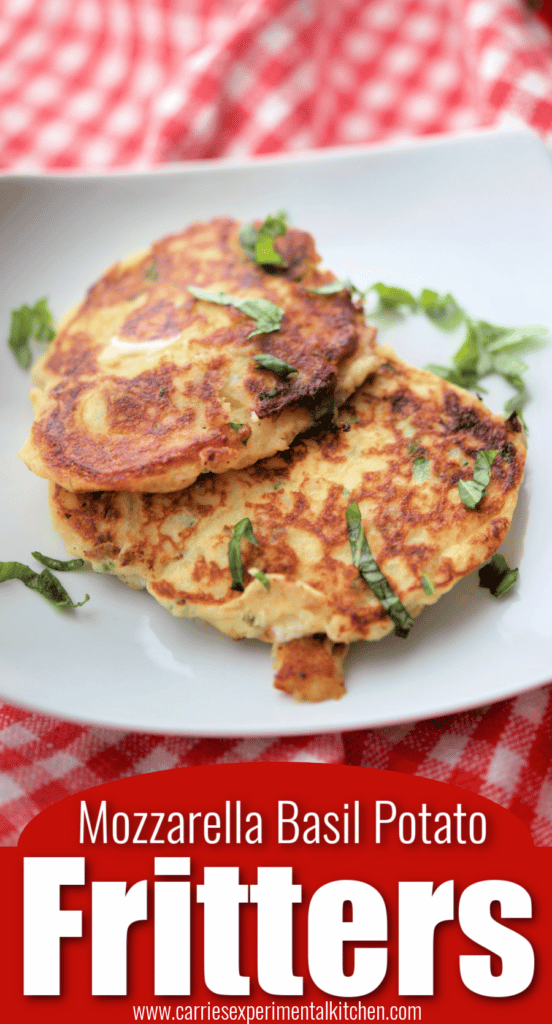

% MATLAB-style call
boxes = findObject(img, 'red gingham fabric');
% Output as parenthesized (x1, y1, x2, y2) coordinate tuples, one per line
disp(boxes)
(2, 0, 552, 846)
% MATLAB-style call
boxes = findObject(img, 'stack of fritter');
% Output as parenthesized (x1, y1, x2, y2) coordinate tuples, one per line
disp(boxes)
(20, 217, 526, 701)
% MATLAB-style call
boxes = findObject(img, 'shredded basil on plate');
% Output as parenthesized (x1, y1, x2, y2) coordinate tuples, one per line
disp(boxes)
(31, 551, 85, 571)
(189, 287, 283, 338)
(478, 553, 518, 597)
(0, 560, 89, 609)
(307, 279, 366, 299)
(228, 518, 259, 591)
(359, 281, 547, 419)
(8, 297, 56, 369)
(345, 502, 413, 638)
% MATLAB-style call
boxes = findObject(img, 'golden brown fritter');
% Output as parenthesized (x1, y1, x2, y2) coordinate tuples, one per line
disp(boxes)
(20, 217, 380, 492)
(49, 348, 526, 660)
(272, 637, 347, 702)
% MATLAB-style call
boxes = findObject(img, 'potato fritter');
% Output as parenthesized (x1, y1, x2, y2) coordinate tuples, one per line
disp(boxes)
(49, 349, 526, 664)
(20, 217, 380, 493)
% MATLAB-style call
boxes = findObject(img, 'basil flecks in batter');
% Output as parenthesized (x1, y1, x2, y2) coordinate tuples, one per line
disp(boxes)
(239, 210, 288, 267)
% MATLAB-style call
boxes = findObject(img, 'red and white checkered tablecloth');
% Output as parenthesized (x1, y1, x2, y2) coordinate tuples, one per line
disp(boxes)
(2, 0, 552, 847)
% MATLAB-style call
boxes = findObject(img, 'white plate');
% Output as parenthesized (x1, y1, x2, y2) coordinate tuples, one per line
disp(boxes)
(1, 123, 552, 736)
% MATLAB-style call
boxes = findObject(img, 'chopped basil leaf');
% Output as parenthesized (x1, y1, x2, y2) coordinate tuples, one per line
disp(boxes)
(228, 518, 259, 591)
(31, 551, 85, 571)
(412, 457, 430, 483)
(473, 449, 499, 487)
(371, 283, 418, 312)
(239, 222, 260, 261)
(418, 289, 464, 330)
(274, 481, 284, 490)
(345, 502, 413, 637)
(189, 287, 283, 338)
(364, 280, 546, 420)
(458, 449, 498, 509)
(421, 573, 436, 595)
(0, 560, 89, 609)
(238, 298, 284, 336)
(250, 568, 271, 591)
(426, 314, 547, 418)
(253, 353, 298, 377)
(478, 553, 519, 598)
(239, 210, 288, 267)
(8, 297, 56, 369)
(144, 258, 159, 282)
(458, 479, 485, 510)
(307, 279, 365, 298)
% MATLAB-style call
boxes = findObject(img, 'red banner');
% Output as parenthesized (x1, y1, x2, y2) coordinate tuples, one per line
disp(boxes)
(1, 763, 550, 1021)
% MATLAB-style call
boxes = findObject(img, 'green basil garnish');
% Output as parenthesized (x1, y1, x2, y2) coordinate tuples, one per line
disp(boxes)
(31, 552, 85, 571)
(418, 289, 464, 330)
(345, 502, 413, 638)
(251, 569, 271, 591)
(189, 288, 283, 338)
(458, 449, 498, 510)
(361, 280, 547, 419)
(371, 283, 418, 311)
(228, 518, 259, 591)
(8, 297, 56, 369)
(239, 211, 288, 267)
(0, 561, 89, 609)
(478, 553, 519, 597)
(253, 353, 298, 377)
(307, 279, 366, 299)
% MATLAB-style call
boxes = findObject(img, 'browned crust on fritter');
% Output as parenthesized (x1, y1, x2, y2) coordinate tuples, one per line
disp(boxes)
(49, 350, 527, 648)
(272, 637, 347, 701)
(21, 218, 379, 492)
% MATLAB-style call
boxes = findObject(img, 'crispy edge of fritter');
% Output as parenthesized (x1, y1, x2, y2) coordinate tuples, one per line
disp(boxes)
(19, 220, 382, 493)
(272, 637, 348, 701)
